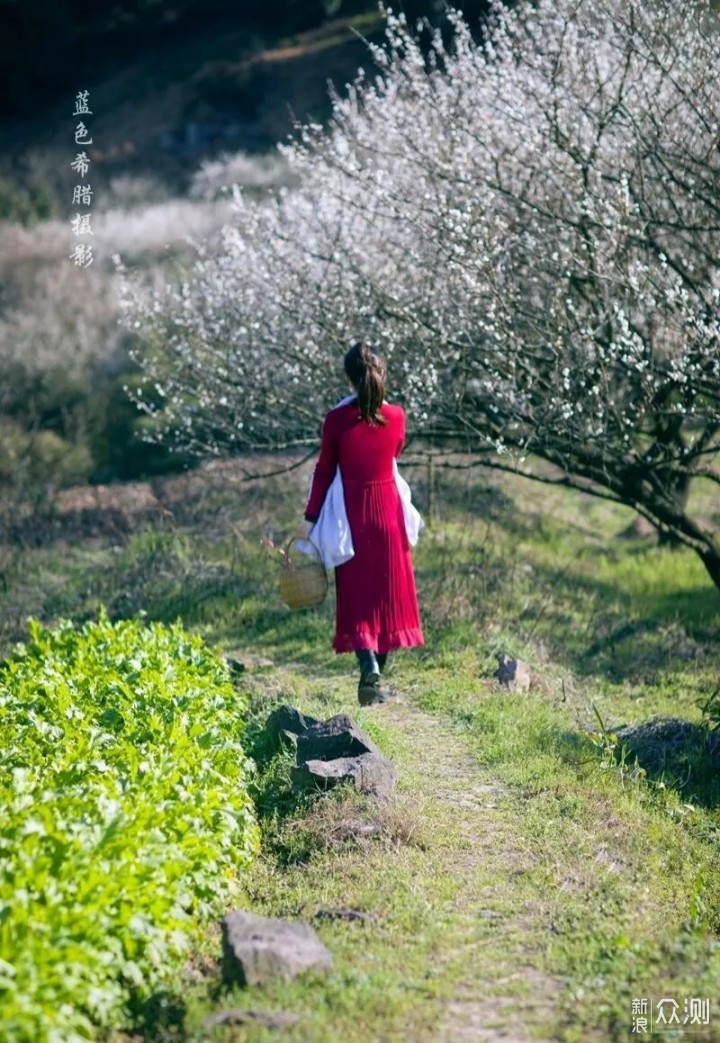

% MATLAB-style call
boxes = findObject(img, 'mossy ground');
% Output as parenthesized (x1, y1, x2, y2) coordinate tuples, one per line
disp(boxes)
(2, 456, 719, 1041)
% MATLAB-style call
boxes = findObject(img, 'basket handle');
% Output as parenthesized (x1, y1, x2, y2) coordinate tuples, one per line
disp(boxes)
(283, 535, 325, 568)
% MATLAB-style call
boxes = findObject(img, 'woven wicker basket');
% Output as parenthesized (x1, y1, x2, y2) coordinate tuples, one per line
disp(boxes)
(279, 536, 328, 610)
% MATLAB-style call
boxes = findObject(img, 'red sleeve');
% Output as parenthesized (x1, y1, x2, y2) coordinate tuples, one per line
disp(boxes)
(304, 411, 339, 522)
(395, 407, 407, 458)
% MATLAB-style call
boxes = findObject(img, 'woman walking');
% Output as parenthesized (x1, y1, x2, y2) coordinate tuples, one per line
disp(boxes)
(301, 342, 424, 705)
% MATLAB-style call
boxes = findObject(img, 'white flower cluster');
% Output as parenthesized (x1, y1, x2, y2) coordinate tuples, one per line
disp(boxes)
(118, 0, 720, 474)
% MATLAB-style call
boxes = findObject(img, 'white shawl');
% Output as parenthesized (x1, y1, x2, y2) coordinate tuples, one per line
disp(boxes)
(300, 394, 424, 569)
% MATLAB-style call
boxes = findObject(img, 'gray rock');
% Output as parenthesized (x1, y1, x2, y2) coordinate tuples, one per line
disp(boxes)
(266, 705, 322, 746)
(292, 752, 397, 799)
(221, 910, 333, 986)
(615, 715, 720, 770)
(296, 714, 378, 763)
(494, 654, 532, 693)
(311, 907, 374, 924)
(203, 1008, 302, 1030)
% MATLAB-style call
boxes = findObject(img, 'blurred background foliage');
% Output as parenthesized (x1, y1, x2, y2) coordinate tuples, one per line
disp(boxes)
(0, 1, 492, 121)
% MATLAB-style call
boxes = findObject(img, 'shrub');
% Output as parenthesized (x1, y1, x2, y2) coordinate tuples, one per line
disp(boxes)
(0, 420, 94, 489)
(698, 685, 720, 739)
(0, 612, 259, 1042)
(90, 370, 196, 482)
(0, 177, 54, 225)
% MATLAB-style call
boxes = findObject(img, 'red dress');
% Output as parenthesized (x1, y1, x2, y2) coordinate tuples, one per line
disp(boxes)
(304, 399, 424, 654)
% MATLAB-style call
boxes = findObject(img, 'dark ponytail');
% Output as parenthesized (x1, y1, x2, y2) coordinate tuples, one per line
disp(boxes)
(344, 341, 387, 426)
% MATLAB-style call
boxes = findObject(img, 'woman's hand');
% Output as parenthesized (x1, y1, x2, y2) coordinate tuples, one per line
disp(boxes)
(296, 519, 313, 540)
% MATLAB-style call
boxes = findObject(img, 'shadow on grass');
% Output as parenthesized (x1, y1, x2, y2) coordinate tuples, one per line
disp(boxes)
(559, 716, 720, 812)
(243, 696, 303, 827)
(510, 551, 720, 685)
(123, 984, 187, 1042)
(426, 477, 518, 527)
(614, 716, 720, 811)
(239, 687, 345, 867)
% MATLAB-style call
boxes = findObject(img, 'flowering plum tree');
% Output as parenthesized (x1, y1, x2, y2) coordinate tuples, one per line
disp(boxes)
(118, 0, 720, 588)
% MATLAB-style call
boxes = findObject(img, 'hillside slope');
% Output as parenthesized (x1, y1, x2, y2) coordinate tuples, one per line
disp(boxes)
(0, 7, 385, 203)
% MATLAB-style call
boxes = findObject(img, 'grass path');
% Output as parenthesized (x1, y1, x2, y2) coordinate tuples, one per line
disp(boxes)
(183, 653, 720, 1043)
(381, 695, 562, 1043)
(188, 671, 577, 1043)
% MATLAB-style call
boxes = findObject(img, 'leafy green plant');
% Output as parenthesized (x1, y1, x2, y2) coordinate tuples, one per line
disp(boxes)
(0, 611, 259, 1042)
(697, 683, 720, 734)
(687, 870, 709, 932)
(588, 702, 647, 789)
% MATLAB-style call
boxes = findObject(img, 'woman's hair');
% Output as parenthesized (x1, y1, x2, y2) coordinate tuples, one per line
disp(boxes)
(344, 341, 387, 425)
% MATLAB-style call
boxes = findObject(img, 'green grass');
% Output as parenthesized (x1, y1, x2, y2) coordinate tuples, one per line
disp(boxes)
(412, 684, 720, 1039)
(1, 459, 719, 1040)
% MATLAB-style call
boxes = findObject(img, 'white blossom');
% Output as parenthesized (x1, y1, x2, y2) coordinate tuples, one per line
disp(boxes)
(117, 0, 720, 581)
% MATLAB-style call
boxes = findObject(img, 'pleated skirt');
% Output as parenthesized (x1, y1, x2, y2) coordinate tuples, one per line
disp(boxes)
(332, 477, 424, 654)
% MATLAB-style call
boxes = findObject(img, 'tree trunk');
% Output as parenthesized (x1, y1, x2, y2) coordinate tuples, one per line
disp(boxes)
(657, 472, 693, 548)
(656, 506, 720, 593)
(699, 546, 720, 593)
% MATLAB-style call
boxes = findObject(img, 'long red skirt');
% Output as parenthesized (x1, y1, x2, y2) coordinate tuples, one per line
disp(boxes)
(333, 476, 424, 654)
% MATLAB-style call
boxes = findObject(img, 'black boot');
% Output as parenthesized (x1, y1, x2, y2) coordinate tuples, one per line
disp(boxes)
(377, 652, 388, 674)
(355, 649, 386, 705)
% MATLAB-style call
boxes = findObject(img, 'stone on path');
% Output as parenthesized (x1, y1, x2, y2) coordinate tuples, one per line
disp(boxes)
(221, 910, 333, 986)
(292, 752, 397, 800)
(494, 654, 532, 693)
(203, 1008, 302, 1030)
(264, 706, 397, 798)
(296, 713, 378, 763)
(266, 704, 322, 747)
